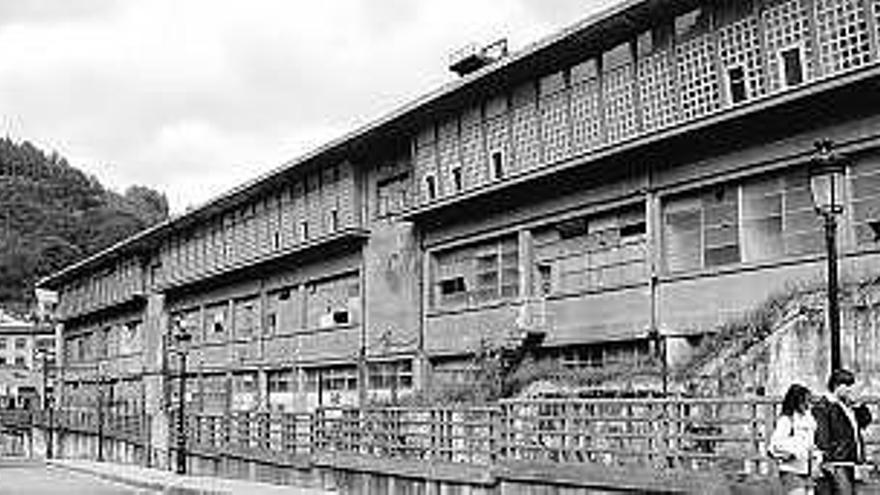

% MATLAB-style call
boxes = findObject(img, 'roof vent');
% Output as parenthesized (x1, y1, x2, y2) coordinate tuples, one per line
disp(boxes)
(448, 38, 508, 77)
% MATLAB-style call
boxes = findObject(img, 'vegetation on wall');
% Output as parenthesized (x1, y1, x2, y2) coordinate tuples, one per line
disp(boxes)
(0, 137, 169, 312)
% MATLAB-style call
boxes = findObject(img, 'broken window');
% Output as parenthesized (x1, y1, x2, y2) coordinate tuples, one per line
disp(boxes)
(234, 297, 258, 339)
(432, 236, 519, 309)
(665, 169, 827, 273)
(780, 47, 804, 88)
(425, 175, 437, 200)
(308, 273, 359, 329)
(727, 66, 748, 104)
(533, 204, 647, 293)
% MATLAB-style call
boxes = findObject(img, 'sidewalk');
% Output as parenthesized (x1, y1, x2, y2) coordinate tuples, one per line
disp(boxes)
(47, 458, 333, 494)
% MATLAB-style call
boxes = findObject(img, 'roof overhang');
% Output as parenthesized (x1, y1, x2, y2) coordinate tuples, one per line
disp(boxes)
(37, 0, 705, 288)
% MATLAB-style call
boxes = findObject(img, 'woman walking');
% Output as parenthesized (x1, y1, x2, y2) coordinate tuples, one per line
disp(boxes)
(770, 384, 819, 495)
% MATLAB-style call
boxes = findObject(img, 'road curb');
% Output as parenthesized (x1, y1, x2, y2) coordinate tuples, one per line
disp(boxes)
(46, 460, 227, 495)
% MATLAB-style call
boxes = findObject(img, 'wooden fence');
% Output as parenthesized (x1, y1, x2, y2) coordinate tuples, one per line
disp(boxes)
(6, 396, 880, 479)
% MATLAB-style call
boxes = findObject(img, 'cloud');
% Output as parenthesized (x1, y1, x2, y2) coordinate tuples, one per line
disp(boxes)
(0, 0, 621, 213)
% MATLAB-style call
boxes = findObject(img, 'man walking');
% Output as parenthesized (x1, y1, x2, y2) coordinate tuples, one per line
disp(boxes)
(813, 369, 872, 494)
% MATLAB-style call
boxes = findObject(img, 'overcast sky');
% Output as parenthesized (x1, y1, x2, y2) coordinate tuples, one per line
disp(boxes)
(0, 0, 621, 213)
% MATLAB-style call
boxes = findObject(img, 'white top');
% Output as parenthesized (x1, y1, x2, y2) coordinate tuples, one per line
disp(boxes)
(769, 411, 818, 475)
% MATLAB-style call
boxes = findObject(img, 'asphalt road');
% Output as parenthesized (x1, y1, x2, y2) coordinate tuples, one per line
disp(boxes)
(0, 458, 158, 494)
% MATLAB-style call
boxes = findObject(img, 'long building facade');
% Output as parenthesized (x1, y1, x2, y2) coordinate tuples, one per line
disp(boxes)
(39, 0, 880, 449)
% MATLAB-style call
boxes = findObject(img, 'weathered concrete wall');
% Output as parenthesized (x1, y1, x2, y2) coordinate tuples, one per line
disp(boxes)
(363, 221, 421, 359)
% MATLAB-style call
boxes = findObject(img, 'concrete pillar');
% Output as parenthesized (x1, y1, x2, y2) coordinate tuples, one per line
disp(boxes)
(143, 293, 170, 470)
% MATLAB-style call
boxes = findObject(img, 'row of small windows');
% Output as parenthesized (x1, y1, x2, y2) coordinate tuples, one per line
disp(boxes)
(160, 163, 356, 287)
(416, 0, 869, 203)
(65, 320, 142, 364)
(171, 273, 361, 347)
(0, 356, 27, 367)
(59, 260, 143, 319)
(165, 360, 413, 413)
(0, 337, 28, 350)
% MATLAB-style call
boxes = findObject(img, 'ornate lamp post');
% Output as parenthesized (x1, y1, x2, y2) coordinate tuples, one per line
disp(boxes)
(809, 139, 848, 372)
(172, 320, 192, 475)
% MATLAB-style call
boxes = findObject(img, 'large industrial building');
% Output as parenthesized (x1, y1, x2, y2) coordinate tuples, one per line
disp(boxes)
(39, 0, 880, 434)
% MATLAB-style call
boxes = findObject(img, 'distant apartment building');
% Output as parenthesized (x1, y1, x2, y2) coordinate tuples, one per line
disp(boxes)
(0, 309, 56, 403)
(38, 0, 880, 428)
(0, 310, 55, 370)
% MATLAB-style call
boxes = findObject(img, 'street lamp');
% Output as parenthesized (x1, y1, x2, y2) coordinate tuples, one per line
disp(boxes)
(172, 320, 192, 475)
(36, 348, 53, 459)
(809, 139, 848, 372)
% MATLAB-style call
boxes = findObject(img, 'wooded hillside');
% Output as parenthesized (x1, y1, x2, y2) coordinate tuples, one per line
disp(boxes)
(0, 137, 168, 312)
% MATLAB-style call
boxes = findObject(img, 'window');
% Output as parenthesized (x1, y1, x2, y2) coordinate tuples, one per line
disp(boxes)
(533, 205, 647, 294)
(0, 357, 5, 366)
(268, 369, 295, 393)
(322, 366, 358, 391)
(742, 176, 784, 261)
(206, 305, 227, 335)
(433, 236, 519, 308)
(126, 321, 141, 353)
(664, 170, 823, 273)
(536, 263, 553, 296)
(14, 356, 25, 367)
(0, 338, 6, 350)
(703, 186, 740, 267)
(377, 173, 411, 218)
(851, 155, 880, 248)
(14, 338, 25, 350)
(425, 175, 437, 201)
(451, 166, 463, 192)
(780, 47, 804, 87)
(265, 312, 277, 335)
(234, 298, 257, 339)
(368, 360, 413, 390)
(300, 221, 309, 241)
(554, 340, 651, 369)
(328, 209, 339, 232)
(439, 277, 466, 296)
(309, 274, 360, 329)
(332, 310, 350, 325)
(727, 66, 747, 104)
(491, 151, 504, 179)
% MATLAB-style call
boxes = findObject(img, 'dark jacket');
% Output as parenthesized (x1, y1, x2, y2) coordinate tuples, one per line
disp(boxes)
(812, 395, 872, 463)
